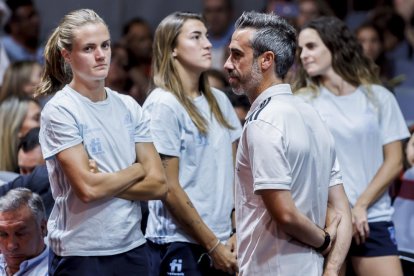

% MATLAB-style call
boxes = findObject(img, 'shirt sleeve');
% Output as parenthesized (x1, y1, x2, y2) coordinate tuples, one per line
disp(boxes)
(329, 156, 343, 187)
(39, 103, 82, 159)
(245, 120, 292, 193)
(128, 98, 152, 143)
(144, 101, 182, 157)
(377, 86, 410, 144)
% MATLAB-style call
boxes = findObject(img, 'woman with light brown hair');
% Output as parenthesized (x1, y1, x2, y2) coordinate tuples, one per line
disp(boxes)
(0, 60, 42, 103)
(295, 16, 409, 276)
(144, 11, 240, 275)
(0, 96, 40, 173)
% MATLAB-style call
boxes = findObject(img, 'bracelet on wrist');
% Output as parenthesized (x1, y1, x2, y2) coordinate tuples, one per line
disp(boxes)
(315, 230, 330, 253)
(207, 239, 221, 255)
(230, 228, 236, 236)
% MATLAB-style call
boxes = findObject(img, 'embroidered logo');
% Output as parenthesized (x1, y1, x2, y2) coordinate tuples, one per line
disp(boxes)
(167, 259, 184, 275)
(89, 137, 104, 155)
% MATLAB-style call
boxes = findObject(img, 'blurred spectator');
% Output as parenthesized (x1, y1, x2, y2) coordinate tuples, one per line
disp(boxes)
(370, 7, 414, 87)
(121, 17, 153, 104)
(263, 0, 299, 27)
(296, 0, 334, 29)
(0, 165, 53, 218)
(392, 130, 414, 276)
(202, 0, 234, 70)
(3, 0, 43, 63)
(205, 68, 229, 91)
(0, 128, 52, 218)
(0, 0, 11, 87)
(226, 93, 250, 126)
(355, 22, 396, 89)
(17, 127, 44, 175)
(105, 43, 129, 93)
(0, 97, 40, 173)
(122, 17, 153, 77)
(0, 188, 48, 276)
(393, 0, 414, 47)
(0, 60, 42, 103)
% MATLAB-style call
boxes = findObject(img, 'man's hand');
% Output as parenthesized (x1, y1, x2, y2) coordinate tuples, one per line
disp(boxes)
(209, 242, 238, 274)
(352, 205, 369, 245)
(321, 214, 341, 255)
(226, 233, 237, 253)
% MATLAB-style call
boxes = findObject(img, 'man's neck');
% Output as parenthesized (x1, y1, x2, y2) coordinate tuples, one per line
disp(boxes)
(248, 76, 283, 104)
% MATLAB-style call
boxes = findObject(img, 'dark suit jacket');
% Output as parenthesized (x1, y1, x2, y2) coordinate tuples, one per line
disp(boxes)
(0, 165, 54, 218)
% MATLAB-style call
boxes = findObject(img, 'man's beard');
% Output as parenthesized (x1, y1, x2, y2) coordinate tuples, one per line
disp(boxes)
(231, 61, 262, 96)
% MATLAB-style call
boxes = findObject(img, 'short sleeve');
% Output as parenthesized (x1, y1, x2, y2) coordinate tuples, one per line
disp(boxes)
(329, 156, 343, 187)
(39, 104, 82, 159)
(377, 86, 410, 144)
(144, 101, 181, 157)
(246, 120, 292, 193)
(129, 100, 152, 143)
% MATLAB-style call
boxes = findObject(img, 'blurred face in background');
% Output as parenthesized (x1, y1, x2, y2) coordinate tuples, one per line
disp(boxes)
(203, 0, 232, 37)
(356, 26, 382, 61)
(124, 22, 153, 61)
(18, 101, 40, 138)
(22, 63, 42, 96)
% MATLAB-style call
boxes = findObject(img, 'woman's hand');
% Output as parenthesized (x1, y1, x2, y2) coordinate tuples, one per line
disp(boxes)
(352, 205, 369, 245)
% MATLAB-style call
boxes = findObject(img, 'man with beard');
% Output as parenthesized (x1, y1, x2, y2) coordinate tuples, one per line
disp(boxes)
(224, 11, 352, 275)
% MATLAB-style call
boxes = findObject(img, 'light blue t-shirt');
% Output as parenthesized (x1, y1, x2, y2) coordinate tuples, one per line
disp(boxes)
(39, 85, 151, 256)
(144, 87, 242, 244)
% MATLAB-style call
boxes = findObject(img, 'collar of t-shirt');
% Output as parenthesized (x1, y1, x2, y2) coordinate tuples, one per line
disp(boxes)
(247, 83, 292, 119)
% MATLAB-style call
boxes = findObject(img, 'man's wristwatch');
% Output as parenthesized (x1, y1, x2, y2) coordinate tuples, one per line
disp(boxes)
(315, 230, 331, 252)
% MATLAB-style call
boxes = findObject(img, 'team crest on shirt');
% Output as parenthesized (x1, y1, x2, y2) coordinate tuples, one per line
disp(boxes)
(167, 259, 184, 275)
(89, 137, 104, 155)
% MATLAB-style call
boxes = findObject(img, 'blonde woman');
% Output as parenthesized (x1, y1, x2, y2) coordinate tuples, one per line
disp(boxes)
(0, 96, 40, 173)
(295, 16, 409, 276)
(144, 12, 241, 275)
(36, 9, 166, 275)
(0, 60, 42, 103)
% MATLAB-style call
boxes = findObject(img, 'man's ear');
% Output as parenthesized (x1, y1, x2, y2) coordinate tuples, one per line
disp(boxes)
(61, 48, 70, 63)
(260, 51, 275, 71)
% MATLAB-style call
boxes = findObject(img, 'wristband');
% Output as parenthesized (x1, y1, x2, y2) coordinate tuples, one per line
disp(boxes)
(208, 239, 221, 255)
(315, 230, 330, 252)
(230, 228, 236, 236)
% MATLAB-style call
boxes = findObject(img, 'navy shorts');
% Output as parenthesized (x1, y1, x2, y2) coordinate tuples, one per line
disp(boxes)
(147, 240, 233, 276)
(349, 221, 399, 257)
(49, 243, 151, 276)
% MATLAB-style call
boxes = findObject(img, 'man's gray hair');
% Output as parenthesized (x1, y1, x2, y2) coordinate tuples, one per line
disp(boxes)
(234, 11, 297, 79)
(0, 188, 46, 223)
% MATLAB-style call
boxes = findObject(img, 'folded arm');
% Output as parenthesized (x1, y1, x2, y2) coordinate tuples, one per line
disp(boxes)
(56, 143, 145, 203)
(117, 142, 167, 201)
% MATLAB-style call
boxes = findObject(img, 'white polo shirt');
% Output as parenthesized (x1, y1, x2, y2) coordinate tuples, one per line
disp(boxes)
(235, 84, 342, 275)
